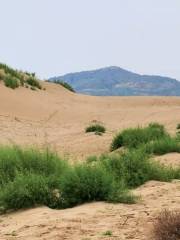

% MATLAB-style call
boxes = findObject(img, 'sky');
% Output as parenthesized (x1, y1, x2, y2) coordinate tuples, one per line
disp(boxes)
(0, 0, 180, 80)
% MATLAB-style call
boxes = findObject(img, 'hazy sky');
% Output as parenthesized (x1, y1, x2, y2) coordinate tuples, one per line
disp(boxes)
(0, 0, 180, 80)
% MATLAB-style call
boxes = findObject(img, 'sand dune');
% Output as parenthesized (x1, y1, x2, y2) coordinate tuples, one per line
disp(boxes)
(0, 82, 180, 240)
(0, 82, 180, 159)
(0, 180, 179, 240)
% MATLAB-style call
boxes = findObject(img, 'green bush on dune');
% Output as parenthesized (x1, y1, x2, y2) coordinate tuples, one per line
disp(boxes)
(0, 123, 180, 212)
(4, 75, 20, 89)
(110, 123, 167, 151)
(85, 124, 106, 134)
(0, 63, 42, 90)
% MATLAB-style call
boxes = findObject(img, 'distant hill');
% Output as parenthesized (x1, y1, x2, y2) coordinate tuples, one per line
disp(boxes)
(49, 66, 180, 96)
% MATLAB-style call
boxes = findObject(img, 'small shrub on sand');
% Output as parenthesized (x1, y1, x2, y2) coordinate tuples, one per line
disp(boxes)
(85, 124, 106, 134)
(110, 123, 167, 151)
(26, 77, 42, 89)
(57, 164, 115, 208)
(4, 75, 20, 89)
(176, 123, 180, 130)
(153, 209, 180, 240)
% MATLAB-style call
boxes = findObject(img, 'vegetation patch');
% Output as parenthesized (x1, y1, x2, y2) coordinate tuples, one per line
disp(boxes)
(0, 123, 180, 213)
(51, 80, 75, 92)
(110, 123, 168, 151)
(0, 63, 42, 90)
(85, 124, 106, 134)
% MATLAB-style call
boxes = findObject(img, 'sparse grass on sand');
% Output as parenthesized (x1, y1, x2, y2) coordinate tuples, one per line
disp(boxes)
(0, 123, 180, 212)
(50, 80, 75, 92)
(0, 63, 42, 90)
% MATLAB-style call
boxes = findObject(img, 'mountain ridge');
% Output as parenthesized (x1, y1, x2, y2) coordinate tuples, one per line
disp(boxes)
(49, 66, 180, 96)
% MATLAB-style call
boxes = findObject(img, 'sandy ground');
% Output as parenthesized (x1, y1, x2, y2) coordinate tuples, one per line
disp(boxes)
(0, 180, 179, 240)
(0, 82, 180, 240)
(0, 82, 180, 160)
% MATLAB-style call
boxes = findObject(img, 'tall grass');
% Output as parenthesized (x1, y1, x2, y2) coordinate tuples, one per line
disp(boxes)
(143, 137, 180, 155)
(110, 123, 168, 151)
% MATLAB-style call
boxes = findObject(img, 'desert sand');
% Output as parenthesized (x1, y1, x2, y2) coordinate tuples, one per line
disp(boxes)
(0, 82, 179, 240)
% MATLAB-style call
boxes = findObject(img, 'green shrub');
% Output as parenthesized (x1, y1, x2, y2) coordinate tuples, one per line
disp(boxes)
(58, 164, 114, 208)
(0, 146, 67, 186)
(85, 124, 106, 134)
(110, 123, 168, 151)
(176, 124, 180, 130)
(0, 174, 50, 210)
(26, 77, 41, 89)
(0, 132, 179, 212)
(4, 75, 20, 89)
(99, 149, 179, 188)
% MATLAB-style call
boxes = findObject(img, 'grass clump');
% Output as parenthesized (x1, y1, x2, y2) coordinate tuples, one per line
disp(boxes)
(0, 145, 67, 186)
(176, 123, 180, 130)
(110, 123, 167, 151)
(143, 137, 180, 155)
(153, 209, 180, 240)
(0, 174, 50, 210)
(57, 164, 115, 208)
(99, 148, 179, 188)
(26, 77, 42, 89)
(85, 124, 106, 134)
(102, 230, 112, 236)
(4, 75, 20, 89)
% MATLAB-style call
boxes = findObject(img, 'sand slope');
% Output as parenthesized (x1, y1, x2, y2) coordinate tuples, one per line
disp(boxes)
(0, 82, 180, 159)
(0, 180, 179, 240)
(0, 82, 180, 240)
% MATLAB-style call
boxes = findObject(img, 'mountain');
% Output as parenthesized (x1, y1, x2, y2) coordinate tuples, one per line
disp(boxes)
(49, 66, 180, 96)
